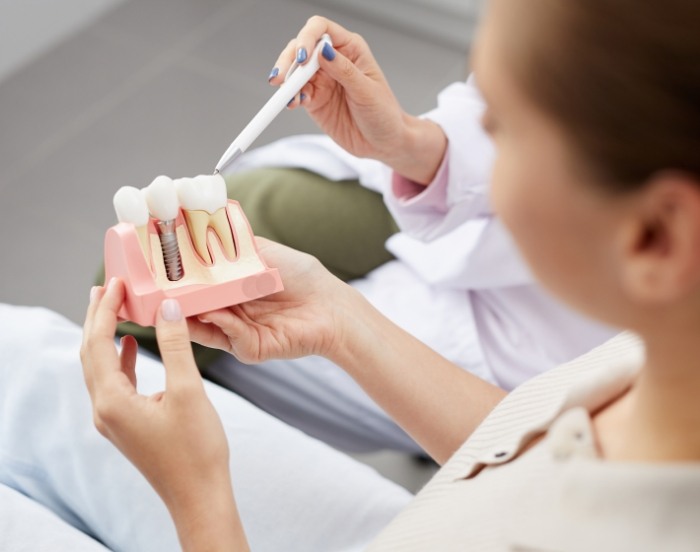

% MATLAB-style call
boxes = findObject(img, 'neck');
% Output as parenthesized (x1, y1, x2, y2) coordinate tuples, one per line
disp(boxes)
(594, 323, 700, 463)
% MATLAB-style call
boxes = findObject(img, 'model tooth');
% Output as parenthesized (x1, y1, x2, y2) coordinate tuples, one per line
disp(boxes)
(113, 186, 151, 260)
(113, 186, 150, 226)
(176, 174, 236, 264)
(144, 175, 184, 281)
(144, 175, 180, 221)
(177, 174, 227, 214)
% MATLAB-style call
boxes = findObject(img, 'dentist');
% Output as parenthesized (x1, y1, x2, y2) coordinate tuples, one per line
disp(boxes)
(179, 15, 617, 452)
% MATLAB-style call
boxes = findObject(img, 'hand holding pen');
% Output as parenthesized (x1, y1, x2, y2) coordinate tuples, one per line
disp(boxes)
(216, 16, 447, 185)
(214, 32, 332, 173)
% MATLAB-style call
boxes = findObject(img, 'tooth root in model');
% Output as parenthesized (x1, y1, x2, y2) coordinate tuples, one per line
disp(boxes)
(175, 174, 237, 265)
(144, 175, 184, 281)
(113, 185, 151, 262)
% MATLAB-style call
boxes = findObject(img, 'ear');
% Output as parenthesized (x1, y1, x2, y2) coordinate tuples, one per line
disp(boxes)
(618, 173, 700, 306)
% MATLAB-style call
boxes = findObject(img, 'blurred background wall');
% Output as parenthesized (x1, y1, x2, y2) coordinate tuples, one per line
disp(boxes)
(0, 0, 125, 81)
(0, 0, 481, 82)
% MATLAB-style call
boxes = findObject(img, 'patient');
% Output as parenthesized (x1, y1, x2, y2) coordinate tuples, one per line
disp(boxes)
(3, 0, 700, 550)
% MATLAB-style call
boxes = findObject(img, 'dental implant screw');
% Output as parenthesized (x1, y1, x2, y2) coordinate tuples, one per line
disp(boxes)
(156, 219, 184, 281)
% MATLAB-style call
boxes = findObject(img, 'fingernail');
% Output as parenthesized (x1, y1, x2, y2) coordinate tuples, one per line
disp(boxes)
(90, 286, 99, 303)
(322, 42, 335, 61)
(300, 92, 306, 102)
(161, 299, 182, 322)
(296, 47, 307, 63)
(268, 67, 279, 81)
(287, 96, 295, 107)
(107, 277, 117, 291)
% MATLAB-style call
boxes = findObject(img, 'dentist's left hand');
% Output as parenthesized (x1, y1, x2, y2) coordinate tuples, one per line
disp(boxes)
(80, 279, 248, 550)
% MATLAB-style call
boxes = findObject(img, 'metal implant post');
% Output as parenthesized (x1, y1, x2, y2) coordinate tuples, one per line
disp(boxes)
(156, 219, 184, 281)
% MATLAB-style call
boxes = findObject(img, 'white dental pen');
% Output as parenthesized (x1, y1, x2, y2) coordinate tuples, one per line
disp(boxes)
(214, 34, 332, 175)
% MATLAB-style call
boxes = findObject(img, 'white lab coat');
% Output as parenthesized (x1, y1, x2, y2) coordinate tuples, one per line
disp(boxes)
(215, 77, 617, 451)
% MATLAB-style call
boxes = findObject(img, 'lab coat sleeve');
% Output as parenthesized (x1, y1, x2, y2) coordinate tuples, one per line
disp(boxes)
(384, 76, 495, 242)
(383, 76, 536, 289)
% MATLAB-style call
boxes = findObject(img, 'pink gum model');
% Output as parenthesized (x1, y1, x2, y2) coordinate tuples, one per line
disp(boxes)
(104, 199, 283, 326)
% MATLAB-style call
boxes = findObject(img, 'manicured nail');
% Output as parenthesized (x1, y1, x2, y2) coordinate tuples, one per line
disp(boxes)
(90, 286, 99, 303)
(107, 277, 118, 291)
(268, 67, 279, 81)
(322, 42, 335, 61)
(161, 299, 182, 322)
(296, 47, 307, 63)
(300, 92, 306, 102)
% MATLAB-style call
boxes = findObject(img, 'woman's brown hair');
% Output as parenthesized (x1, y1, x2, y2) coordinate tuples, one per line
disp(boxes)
(509, 0, 700, 191)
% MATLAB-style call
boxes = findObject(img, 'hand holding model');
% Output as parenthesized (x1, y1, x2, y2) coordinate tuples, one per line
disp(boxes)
(187, 237, 355, 364)
(81, 279, 250, 551)
(188, 236, 504, 464)
(271, 16, 447, 184)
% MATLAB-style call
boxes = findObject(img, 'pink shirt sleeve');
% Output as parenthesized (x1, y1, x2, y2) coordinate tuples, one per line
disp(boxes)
(390, 150, 450, 211)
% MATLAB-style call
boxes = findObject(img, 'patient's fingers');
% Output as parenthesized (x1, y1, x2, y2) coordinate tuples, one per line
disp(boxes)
(197, 307, 238, 326)
(92, 279, 124, 339)
(196, 307, 263, 364)
(87, 278, 127, 385)
(155, 300, 203, 394)
(81, 285, 107, 393)
(119, 335, 138, 388)
(82, 285, 104, 342)
(187, 316, 233, 352)
(80, 286, 104, 396)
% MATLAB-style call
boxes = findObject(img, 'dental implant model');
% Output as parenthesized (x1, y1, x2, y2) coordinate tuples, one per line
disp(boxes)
(103, 173, 283, 326)
(176, 174, 236, 265)
(113, 185, 151, 262)
(144, 176, 184, 282)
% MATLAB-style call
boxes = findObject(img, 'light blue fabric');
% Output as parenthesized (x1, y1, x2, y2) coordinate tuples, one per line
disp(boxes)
(0, 484, 108, 551)
(0, 304, 410, 551)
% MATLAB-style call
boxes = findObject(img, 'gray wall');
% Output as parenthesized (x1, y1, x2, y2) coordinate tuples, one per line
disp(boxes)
(0, 0, 126, 81)
(306, 0, 483, 50)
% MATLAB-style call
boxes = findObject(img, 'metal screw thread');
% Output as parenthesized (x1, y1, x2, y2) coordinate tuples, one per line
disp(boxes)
(156, 220, 184, 281)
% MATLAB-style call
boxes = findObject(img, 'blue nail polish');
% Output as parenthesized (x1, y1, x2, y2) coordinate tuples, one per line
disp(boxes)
(300, 92, 306, 102)
(296, 47, 307, 63)
(268, 67, 279, 81)
(322, 42, 335, 61)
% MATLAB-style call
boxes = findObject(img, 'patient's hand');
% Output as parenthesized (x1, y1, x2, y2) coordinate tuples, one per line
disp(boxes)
(80, 279, 242, 543)
(188, 237, 357, 364)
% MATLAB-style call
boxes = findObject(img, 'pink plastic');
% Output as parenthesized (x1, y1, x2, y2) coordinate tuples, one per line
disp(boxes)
(104, 200, 283, 326)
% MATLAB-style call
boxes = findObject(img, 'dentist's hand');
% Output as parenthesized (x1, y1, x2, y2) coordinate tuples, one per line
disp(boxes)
(80, 279, 248, 550)
(187, 237, 357, 364)
(270, 16, 447, 184)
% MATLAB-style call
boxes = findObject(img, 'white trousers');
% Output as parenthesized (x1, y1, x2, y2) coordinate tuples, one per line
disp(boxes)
(0, 304, 410, 551)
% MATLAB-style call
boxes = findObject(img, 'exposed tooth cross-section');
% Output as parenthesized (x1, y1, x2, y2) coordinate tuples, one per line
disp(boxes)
(176, 174, 236, 265)
(144, 175, 184, 281)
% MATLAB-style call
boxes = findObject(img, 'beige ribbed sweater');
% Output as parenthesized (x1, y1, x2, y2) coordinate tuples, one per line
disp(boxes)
(368, 332, 700, 551)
